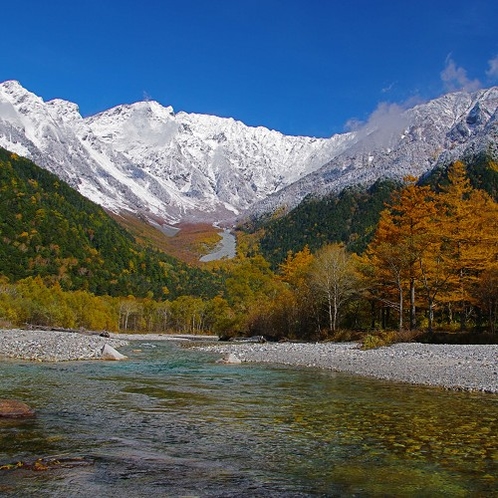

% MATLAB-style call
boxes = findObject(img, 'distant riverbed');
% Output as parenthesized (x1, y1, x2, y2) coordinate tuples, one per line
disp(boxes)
(200, 228, 236, 262)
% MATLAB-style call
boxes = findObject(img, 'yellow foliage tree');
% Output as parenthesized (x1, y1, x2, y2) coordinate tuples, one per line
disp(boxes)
(310, 243, 359, 333)
(363, 163, 498, 333)
(435, 161, 498, 328)
(362, 178, 437, 331)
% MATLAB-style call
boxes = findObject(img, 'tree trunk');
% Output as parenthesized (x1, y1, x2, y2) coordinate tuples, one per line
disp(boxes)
(398, 283, 404, 332)
(410, 277, 416, 330)
(370, 300, 376, 330)
(427, 297, 434, 335)
(327, 293, 334, 333)
(332, 294, 338, 332)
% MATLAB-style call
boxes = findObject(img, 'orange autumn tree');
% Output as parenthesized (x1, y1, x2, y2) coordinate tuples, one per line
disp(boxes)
(364, 162, 498, 333)
(279, 245, 314, 289)
(362, 178, 437, 331)
(434, 161, 498, 329)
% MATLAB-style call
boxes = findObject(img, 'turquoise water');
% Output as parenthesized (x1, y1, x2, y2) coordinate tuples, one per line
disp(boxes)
(0, 341, 496, 497)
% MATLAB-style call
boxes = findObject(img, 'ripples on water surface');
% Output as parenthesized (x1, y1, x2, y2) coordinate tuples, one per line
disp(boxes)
(0, 341, 496, 497)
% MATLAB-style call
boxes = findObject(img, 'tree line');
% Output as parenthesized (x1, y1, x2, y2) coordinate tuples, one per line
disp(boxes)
(1, 156, 498, 341)
(244, 178, 399, 269)
(360, 161, 498, 336)
(225, 161, 498, 341)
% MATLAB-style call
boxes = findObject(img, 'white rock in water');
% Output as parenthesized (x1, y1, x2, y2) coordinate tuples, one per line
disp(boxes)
(217, 353, 242, 364)
(101, 344, 127, 361)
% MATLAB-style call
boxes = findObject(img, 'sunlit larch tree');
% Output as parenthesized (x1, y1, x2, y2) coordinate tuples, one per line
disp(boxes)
(361, 178, 437, 331)
(310, 243, 359, 333)
(435, 161, 498, 328)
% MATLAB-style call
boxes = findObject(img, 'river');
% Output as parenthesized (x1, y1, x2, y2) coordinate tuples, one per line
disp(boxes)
(200, 229, 236, 262)
(0, 341, 496, 496)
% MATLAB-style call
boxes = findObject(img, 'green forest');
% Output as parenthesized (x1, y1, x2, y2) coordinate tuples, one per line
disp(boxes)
(0, 148, 221, 299)
(241, 178, 400, 268)
(1, 147, 498, 344)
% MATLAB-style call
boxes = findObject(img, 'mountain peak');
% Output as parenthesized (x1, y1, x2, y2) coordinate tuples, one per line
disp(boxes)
(46, 99, 82, 124)
(0, 79, 26, 93)
(0, 81, 497, 225)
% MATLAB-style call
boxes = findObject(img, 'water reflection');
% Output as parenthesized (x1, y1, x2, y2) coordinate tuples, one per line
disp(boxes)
(0, 341, 496, 496)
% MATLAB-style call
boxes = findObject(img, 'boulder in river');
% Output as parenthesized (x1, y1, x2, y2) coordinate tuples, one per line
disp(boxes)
(217, 353, 242, 364)
(100, 344, 127, 361)
(0, 399, 35, 418)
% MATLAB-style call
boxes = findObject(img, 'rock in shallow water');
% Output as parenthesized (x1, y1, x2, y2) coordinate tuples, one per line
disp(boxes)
(100, 344, 128, 361)
(0, 399, 35, 418)
(216, 353, 242, 364)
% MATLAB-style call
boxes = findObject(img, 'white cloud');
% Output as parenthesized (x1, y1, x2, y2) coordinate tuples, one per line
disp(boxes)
(364, 102, 406, 131)
(344, 118, 362, 132)
(440, 57, 481, 92)
(345, 96, 423, 135)
(486, 55, 498, 80)
(345, 101, 410, 151)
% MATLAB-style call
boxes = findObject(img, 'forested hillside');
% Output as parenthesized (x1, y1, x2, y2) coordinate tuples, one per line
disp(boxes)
(244, 153, 498, 269)
(0, 148, 221, 299)
(2, 146, 498, 340)
(240, 179, 400, 268)
(421, 153, 498, 197)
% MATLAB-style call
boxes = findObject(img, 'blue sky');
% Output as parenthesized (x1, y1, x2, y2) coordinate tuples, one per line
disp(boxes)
(2, 0, 498, 137)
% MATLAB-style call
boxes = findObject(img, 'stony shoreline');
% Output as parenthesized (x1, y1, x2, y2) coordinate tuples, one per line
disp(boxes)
(196, 341, 498, 393)
(0, 329, 129, 362)
(0, 329, 496, 393)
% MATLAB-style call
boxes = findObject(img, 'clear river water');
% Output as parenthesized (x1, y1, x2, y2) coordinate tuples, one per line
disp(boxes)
(0, 340, 496, 497)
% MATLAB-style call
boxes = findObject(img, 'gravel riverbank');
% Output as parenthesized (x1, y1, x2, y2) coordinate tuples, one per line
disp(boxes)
(0, 329, 496, 393)
(0, 329, 217, 362)
(0, 329, 129, 362)
(197, 341, 498, 393)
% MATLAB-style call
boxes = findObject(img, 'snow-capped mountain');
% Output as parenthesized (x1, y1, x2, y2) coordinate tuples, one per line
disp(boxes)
(0, 80, 497, 225)
(248, 87, 498, 217)
(0, 80, 351, 224)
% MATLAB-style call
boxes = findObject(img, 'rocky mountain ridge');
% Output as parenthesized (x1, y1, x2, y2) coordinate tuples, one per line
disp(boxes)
(0, 80, 497, 225)
(248, 88, 498, 218)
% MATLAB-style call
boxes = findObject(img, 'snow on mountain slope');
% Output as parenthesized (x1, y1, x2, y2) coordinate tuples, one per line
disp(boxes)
(0, 81, 350, 224)
(85, 99, 353, 217)
(0, 80, 497, 225)
(247, 87, 498, 217)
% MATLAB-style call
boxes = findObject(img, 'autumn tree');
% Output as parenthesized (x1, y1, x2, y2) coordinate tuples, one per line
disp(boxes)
(169, 295, 207, 334)
(435, 161, 498, 329)
(205, 296, 238, 337)
(118, 295, 142, 331)
(361, 179, 437, 331)
(223, 253, 284, 336)
(310, 243, 359, 333)
(364, 163, 498, 333)
(472, 266, 498, 333)
(278, 246, 320, 338)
